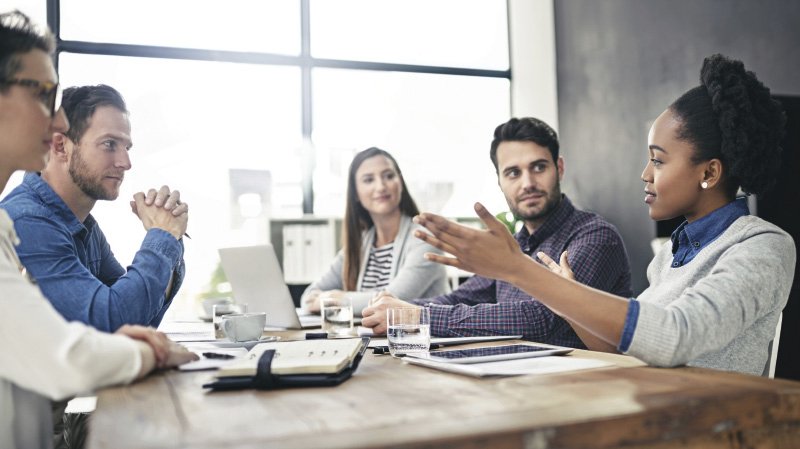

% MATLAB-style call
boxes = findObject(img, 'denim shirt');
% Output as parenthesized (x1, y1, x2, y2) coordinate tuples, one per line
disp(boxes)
(668, 198, 750, 267)
(618, 198, 750, 352)
(0, 172, 185, 332)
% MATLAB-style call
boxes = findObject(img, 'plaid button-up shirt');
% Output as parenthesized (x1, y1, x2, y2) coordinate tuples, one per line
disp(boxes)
(412, 195, 631, 348)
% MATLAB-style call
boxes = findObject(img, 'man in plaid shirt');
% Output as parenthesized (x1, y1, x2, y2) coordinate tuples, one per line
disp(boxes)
(362, 117, 631, 348)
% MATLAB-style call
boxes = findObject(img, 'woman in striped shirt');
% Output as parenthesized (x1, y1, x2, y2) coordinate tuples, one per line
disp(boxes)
(301, 147, 449, 315)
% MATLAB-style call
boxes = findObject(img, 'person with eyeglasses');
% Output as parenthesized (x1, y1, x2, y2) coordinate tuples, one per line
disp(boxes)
(0, 77, 59, 116)
(0, 11, 198, 449)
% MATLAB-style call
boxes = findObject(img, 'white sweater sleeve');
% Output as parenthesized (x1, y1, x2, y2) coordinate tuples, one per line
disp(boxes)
(0, 251, 141, 401)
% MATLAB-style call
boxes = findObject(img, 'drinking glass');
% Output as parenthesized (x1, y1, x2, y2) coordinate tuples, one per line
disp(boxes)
(213, 303, 247, 339)
(387, 307, 430, 356)
(321, 295, 354, 337)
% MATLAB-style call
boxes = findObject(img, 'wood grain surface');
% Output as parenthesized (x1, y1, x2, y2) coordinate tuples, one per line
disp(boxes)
(87, 336, 800, 449)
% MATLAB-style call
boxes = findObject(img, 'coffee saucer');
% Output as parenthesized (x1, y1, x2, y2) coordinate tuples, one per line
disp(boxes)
(208, 336, 280, 348)
(235, 335, 281, 344)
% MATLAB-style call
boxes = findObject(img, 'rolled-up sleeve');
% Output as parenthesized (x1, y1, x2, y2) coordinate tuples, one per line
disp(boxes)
(13, 216, 183, 332)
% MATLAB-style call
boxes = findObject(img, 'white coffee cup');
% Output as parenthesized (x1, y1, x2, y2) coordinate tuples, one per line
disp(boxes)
(221, 312, 267, 342)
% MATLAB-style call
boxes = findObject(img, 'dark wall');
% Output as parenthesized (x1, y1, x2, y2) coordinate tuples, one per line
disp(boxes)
(554, 0, 800, 294)
(759, 95, 800, 380)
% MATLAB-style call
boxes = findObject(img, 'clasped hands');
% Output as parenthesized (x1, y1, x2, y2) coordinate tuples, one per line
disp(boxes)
(129, 185, 189, 240)
(361, 291, 416, 335)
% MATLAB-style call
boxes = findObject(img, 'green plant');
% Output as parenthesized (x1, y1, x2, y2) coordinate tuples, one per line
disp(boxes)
(495, 211, 521, 234)
(198, 262, 230, 300)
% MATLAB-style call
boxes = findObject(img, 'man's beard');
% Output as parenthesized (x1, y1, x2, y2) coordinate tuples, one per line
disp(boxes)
(509, 182, 562, 223)
(68, 145, 117, 201)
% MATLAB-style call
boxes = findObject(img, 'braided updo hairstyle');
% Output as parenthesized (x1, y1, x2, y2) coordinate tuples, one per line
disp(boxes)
(670, 54, 786, 197)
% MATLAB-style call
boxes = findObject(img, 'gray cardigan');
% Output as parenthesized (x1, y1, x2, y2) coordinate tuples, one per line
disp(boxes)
(626, 216, 796, 375)
(301, 214, 450, 314)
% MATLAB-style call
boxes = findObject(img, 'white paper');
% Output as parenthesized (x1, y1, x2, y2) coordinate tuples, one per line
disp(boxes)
(159, 320, 216, 342)
(403, 355, 613, 377)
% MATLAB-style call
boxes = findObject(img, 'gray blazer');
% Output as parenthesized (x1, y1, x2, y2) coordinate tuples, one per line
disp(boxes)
(301, 214, 450, 315)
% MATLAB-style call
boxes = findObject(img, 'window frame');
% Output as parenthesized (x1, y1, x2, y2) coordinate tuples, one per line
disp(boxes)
(46, 0, 512, 214)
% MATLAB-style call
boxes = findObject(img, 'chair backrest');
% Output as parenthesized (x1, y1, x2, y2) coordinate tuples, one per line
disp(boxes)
(763, 312, 783, 378)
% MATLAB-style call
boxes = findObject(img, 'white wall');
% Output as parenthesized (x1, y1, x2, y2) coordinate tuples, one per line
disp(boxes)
(508, 0, 559, 131)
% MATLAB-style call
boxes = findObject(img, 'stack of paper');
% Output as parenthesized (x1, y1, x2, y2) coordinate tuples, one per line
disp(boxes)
(404, 355, 613, 377)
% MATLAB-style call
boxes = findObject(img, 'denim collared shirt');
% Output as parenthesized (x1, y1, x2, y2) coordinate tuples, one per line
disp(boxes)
(0, 172, 185, 332)
(669, 198, 750, 268)
(618, 197, 750, 352)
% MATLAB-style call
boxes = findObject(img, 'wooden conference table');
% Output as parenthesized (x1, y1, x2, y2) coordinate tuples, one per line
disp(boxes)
(87, 330, 800, 449)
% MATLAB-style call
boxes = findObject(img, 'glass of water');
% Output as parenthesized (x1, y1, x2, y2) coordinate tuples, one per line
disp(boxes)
(387, 307, 431, 356)
(321, 295, 354, 337)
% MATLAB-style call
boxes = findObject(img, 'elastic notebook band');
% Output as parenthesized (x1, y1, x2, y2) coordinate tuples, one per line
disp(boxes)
(253, 349, 280, 390)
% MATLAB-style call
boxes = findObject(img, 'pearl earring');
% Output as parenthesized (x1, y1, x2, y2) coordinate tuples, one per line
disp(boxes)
(701, 181, 709, 189)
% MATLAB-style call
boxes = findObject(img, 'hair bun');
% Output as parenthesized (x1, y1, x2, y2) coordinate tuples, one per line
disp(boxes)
(700, 54, 786, 195)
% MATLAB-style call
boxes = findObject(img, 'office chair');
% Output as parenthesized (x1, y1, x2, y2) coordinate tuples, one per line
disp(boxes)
(763, 312, 783, 379)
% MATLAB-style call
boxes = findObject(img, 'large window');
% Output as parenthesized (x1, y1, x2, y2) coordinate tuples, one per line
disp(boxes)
(5, 1, 511, 312)
(310, 0, 509, 70)
(311, 68, 509, 217)
(60, 0, 301, 55)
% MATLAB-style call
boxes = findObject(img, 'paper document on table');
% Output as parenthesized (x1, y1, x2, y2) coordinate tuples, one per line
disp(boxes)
(403, 355, 613, 377)
(159, 320, 215, 342)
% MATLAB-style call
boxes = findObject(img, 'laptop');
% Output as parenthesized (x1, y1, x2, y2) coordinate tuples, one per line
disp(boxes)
(218, 244, 321, 329)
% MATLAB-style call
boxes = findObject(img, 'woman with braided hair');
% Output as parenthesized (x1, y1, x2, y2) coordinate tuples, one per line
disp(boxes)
(411, 54, 795, 375)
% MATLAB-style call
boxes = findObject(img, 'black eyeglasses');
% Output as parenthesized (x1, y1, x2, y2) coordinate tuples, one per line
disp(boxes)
(0, 78, 60, 117)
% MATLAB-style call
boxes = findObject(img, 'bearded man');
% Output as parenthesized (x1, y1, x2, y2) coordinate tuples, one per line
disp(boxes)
(361, 117, 632, 348)
(1, 84, 188, 332)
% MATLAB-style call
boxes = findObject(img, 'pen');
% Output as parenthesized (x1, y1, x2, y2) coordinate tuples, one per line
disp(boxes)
(372, 344, 442, 355)
(202, 352, 235, 359)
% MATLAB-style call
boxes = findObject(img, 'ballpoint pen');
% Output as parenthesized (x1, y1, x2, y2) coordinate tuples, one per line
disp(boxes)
(202, 352, 236, 359)
(373, 344, 442, 355)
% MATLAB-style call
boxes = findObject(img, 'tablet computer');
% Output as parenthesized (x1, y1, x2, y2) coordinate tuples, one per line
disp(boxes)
(407, 344, 573, 364)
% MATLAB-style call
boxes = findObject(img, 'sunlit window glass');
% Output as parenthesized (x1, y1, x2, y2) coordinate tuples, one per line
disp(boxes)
(57, 53, 303, 302)
(311, 68, 510, 218)
(310, 0, 509, 70)
(2, 1, 46, 27)
(61, 0, 301, 55)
